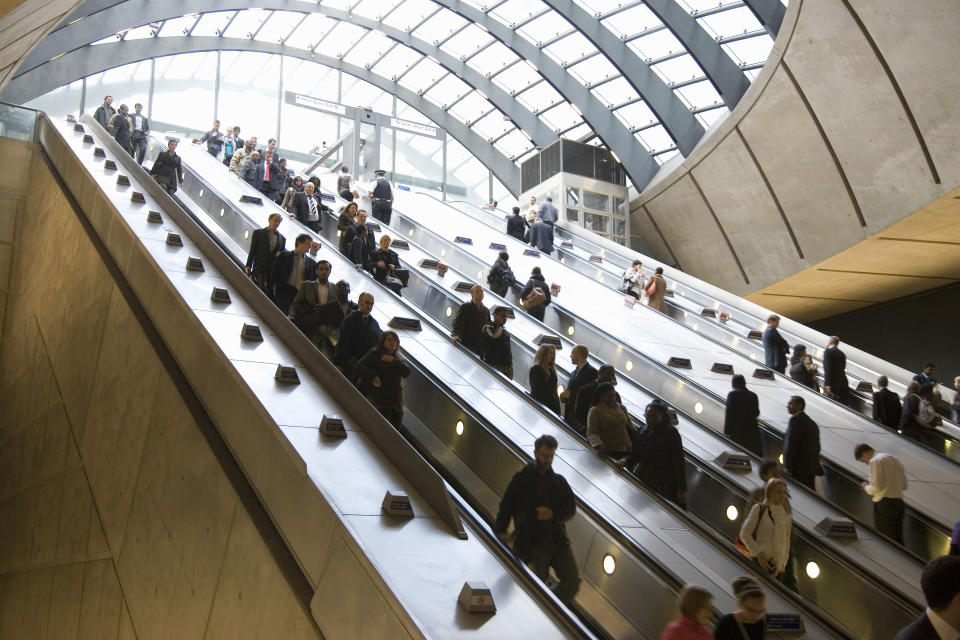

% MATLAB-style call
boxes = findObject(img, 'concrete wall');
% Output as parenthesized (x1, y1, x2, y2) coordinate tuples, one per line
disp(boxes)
(0, 146, 320, 639)
(631, 0, 960, 297)
(0, 0, 81, 92)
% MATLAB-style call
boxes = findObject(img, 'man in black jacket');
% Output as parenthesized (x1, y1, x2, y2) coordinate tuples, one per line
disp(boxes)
(783, 395, 823, 490)
(894, 555, 960, 640)
(271, 234, 317, 315)
(480, 306, 513, 378)
(872, 375, 902, 430)
(334, 292, 381, 381)
(451, 285, 490, 356)
(291, 181, 327, 233)
(823, 336, 853, 407)
(150, 138, 183, 194)
(494, 434, 580, 604)
(340, 210, 376, 256)
(724, 374, 762, 456)
(506, 206, 527, 241)
(245, 213, 285, 294)
(288, 260, 336, 341)
(762, 314, 789, 374)
(108, 104, 134, 154)
(257, 151, 285, 203)
(627, 401, 686, 507)
(93, 95, 114, 129)
(130, 103, 150, 164)
(560, 345, 597, 430)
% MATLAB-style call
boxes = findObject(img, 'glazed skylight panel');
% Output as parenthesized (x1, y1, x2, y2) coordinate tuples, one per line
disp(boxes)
(495, 129, 533, 159)
(491, 61, 541, 96)
(191, 12, 233, 37)
(371, 44, 420, 79)
(424, 73, 472, 108)
(253, 11, 304, 44)
(466, 40, 518, 76)
(591, 77, 637, 108)
(439, 23, 494, 60)
(473, 110, 514, 139)
(515, 81, 563, 115)
(411, 8, 469, 43)
(539, 102, 582, 132)
(600, 3, 664, 38)
(488, 0, 550, 27)
(721, 35, 775, 68)
(447, 90, 494, 124)
(157, 15, 199, 38)
(398, 57, 446, 92)
(284, 14, 337, 50)
(541, 31, 594, 66)
(515, 11, 574, 46)
(221, 9, 269, 39)
(342, 30, 394, 68)
(568, 55, 619, 88)
(350, 0, 395, 20)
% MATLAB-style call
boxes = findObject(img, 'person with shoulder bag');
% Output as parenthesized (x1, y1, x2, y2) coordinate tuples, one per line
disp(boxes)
(520, 266, 551, 321)
(737, 478, 792, 585)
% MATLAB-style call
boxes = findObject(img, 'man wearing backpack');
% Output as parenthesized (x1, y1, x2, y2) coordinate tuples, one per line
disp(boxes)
(487, 251, 515, 297)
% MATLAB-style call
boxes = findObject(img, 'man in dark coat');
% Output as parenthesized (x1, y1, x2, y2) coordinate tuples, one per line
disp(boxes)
(823, 336, 852, 407)
(93, 95, 114, 129)
(291, 181, 327, 233)
(334, 292, 381, 381)
(150, 138, 184, 194)
(872, 375, 902, 430)
(762, 314, 790, 374)
(288, 260, 336, 337)
(245, 213, 285, 295)
(560, 345, 597, 430)
(528, 218, 554, 254)
(487, 251, 515, 298)
(270, 234, 317, 315)
(494, 434, 580, 604)
(913, 363, 938, 386)
(129, 103, 150, 164)
(894, 555, 960, 640)
(480, 306, 513, 378)
(107, 104, 133, 153)
(627, 401, 686, 507)
(257, 151, 285, 203)
(451, 285, 490, 356)
(341, 211, 376, 256)
(782, 395, 823, 490)
(506, 206, 527, 241)
(370, 169, 394, 225)
(724, 374, 763, 456)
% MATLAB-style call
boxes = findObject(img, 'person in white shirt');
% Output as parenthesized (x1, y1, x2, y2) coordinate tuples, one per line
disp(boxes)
(739, 478, 792, 580)
(894, 555, 960, 640)
(621, 260, 644, 300)
(855, 443, 908, 545)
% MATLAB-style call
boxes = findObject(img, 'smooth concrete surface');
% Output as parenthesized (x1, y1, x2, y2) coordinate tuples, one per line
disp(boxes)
(0, 145, 322, 639)
(630, 0, 960, 319)
(0, 0, 81, 91)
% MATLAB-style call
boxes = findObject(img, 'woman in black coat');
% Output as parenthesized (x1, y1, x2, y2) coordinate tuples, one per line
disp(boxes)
(355, 330, 411, 428)
(529, 344, 561, 414)
(519, 266, 551, 322)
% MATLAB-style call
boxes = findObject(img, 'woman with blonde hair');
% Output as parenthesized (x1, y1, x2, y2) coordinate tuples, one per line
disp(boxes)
(714, 576, 766, 639)
(660, 584, 713, 640)
(529, 344, 561, 414)
(739, 478, 792, 579)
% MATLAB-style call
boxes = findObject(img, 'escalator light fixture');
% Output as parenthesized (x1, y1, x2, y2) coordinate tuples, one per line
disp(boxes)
(560, 257, 565, 263)
(805, 562, 820, 579)
(694, 402, 703, 414)
(199, 189, 204, 197)
(408, 229, 414, 236)
(567, 326, 574, 336)
(445, 306, 452, 317)
(478, 270, 484, 279)
(625, 361, 633, 372)
(692, 323, 698, 331)
(456, 421, 464, 436)
(726, 505, 738, 521)
(778, 454, 783, 464)
(441, 249, 446, 256)
(557, 385, 564, 396)
(749, 353, 756, 360)
(220, 208, 224, 217)
(244, 230, 250, 240)
(602, 554, 616, 575)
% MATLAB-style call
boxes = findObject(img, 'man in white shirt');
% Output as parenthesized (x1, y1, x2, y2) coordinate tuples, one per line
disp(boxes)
(855, 443, 908, 545)
(894, 555, 960, 640)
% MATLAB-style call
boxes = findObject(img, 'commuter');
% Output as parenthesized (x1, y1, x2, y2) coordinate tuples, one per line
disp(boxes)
(528, 217, 554, 254)
(370, 169, 394, 225)
(748, 459, 782, 508)
(873, 376, 902, 430)
(232, 126, 243, 149)
(762, 314, 789, 374)
(93, 95, 115, 129)
(576, 365, 618, 432)
(194, 120, 224, 158)
(451, 284, 490, 356)
(854, 443, 908, 545)
(480, 306, 513, 378)
(277, 159, 296, 203)
(369, 235, 402, 295)
(520, 266, 551, 322)
(334, 291, 381, 380)
(348, 224, 372, 270)
(739, 478, 792, 580)
(494, 434, 580, 604)
(628, 400, 687, 507)
(337, 166, 357, 201)
(315, 280, 357, 357)
(288, 260, 336, 345)
(239, 150, 261, 187)
(587, 382, 632, 458)
(622, 260, 645, 300)
(506, 206, 527, 242)
(913, 363, 938, 386)
(645, 267, 667, 312)
(893, 555, 960, 640)
(724, 374, 762, 457)
(529, 344, 561, 414)
(823, 336, 853, 407)
(660, 585, 714, 640)
(271, 233, 317, 315)
(561, 345, 597, 430)
(789, 347, 819, 392)
(525, 195, 538, 224)
(537, 196, 558, 225)
(229, 136, 257, 174)
(919, 383, 943, 429)
(150, 138, 183, 195)
(788, 344, 806, 371)
(341, 210, 376, 257)
(355, 330, 410, 429)
(954, 377, 960, 422)
(292, 180, 326, 233)
(245, 213, 285, 295)
(782, 396, 822, 491)
(107, 104, 133, 153)
(222, 127, 236, 168)
(487, 251, 515, 298)
(899, 381, 927, 440)
(280, 175, 304, 213)
(129, 103, 149, 164)
(714, 576, 766, 640)
(257, 151, 284, 202)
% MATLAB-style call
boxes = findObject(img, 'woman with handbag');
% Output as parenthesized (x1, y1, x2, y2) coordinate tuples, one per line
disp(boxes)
(520, 266, 551, 321)
(355, 331, 410, 429)
(738, 478, 792, 581)
(529, 344, 561, 414)
(645, 266, 667, 312)
(714, 576, 766, 640)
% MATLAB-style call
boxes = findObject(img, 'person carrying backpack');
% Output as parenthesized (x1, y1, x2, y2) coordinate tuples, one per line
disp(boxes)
(487, 251, 515, 297)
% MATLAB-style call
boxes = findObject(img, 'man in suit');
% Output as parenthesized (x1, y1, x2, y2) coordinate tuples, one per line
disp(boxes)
(823, 336, 853, 407)
(528, 217, 554, 254)
(894, 555, 960, 640)
(334, 291, 381, 381)
(340, 210, 376, 256)
(150, 138, 183, 195)
(271, 234, 317, 315)
(560, 345, 598, 430)
(289, 260, 336, 341)
(129, 103, 150, 164)
(913, 363, 938, 386)
(537, 196, 558, 225)
(452, 285, 490, 356)
(257, 151, 285, 202)
(782, 395, 823, 491)
(724, 374, 763, 456)
(873, 375, 902, 430)
(245, 213, 285, 295)
(93, 95, 114, 129)
(291, 181, 327, 233)
(506, 206, 527, 241)
(762, 314, 790, 374)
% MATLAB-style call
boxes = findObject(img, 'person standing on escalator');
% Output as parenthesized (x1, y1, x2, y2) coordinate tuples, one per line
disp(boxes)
(370, 169, 393, 225)
(626, 400, 686, 508)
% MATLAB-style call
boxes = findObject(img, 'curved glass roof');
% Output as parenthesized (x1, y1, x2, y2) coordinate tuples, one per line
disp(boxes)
(50, 0, 784, 188)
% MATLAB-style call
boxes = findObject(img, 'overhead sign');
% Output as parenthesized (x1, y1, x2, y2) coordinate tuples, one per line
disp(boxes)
(287, 92, 348, 116)
(390, 117, 438, 137)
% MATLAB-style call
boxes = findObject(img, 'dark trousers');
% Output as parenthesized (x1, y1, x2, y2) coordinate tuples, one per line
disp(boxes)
(131, 134, 147, 164)
(791, 472, 816, 491)
(529, 544, 580, 605)
(773, 364, 786, 374)
(625, 290, 640, 300)
(274, 284, 298, 315)
(302, 220, 322, 233)
(528, 304, 546, 322)
(156, 178, 177, 195)
(339, 189, 354, 202)
(372, 203, 392, 226)
(376, 407, 403, 429)
(491, 283, 509, 297)
(874, 497, 905, 545)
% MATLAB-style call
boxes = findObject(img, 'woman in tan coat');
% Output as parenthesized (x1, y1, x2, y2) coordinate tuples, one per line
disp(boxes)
(645, 266, 667, 312)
